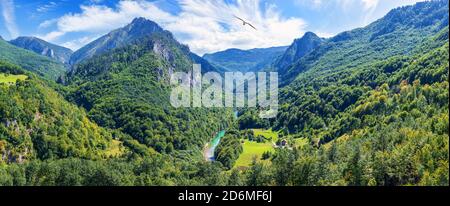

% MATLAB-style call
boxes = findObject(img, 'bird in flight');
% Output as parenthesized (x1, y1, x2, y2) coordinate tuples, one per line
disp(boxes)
(234, 15, 257, 30)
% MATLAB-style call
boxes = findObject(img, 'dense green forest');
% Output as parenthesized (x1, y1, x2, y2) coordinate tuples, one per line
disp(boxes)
(0, 0, 448, 186)
(235, 1, 449, 185)
(0, 61, 117, 162)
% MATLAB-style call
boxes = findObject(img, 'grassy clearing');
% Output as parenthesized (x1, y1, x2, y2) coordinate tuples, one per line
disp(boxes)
(252, 128, 279, 142)
(0, 73, 27, 85)
(234, 140, 274, 168)
(234, 129, 279, 168)
(234, 129, 310, 168)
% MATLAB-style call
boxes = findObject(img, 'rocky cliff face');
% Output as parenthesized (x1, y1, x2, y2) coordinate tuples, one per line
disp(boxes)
(274, 32, 324, 71)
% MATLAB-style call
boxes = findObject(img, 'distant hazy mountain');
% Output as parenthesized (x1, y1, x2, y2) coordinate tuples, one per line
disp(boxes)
(274, 32, 324, 73)
(69, 17, 166, 65)
(9, 37, 73, 64)
(0, 38, 66, 80)
(203, 46, 288, 72)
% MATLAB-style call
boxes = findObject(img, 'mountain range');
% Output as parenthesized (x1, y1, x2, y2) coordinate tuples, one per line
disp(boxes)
(9, 37, 73, 65)
(69, 17, 167, 65)
(273, 32, 324, 73)
(203, 46, 288, 72)
(0, 0, 448, 186)
(0, 37, 66, 80)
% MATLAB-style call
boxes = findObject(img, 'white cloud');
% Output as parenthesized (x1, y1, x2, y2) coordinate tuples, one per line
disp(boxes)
(36, 1, 58, 13)
(0, 0, 19, 38)
(169, 0, 307, 55)
(39, 0, 307, 55)
(60, 35, 100, 51)
(362, 0, 379, 10)
(38, 31, 64, 41)
(38, 18, 58, 29)
(40, 0, 175, 42)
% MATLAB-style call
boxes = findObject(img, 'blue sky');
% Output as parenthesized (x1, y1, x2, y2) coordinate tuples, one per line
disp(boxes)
(0, 0, 425, 55)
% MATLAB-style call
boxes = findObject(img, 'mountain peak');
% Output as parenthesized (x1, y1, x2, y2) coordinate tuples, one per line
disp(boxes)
(12, 36, 43, 43)
(130, 17, 160, 27)
(294, 32, 321, 43)
(131, 17, 152, 24)
(126, 17, 164, 34)
(275, 31, 324, 71)
(69, 17, 167, 65)
(302, 31, 319, 39)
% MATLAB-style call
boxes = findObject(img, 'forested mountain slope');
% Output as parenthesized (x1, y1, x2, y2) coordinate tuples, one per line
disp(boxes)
(232, 0, 449, 186)
(271, 0, 449, 134)
(69, 17, 163, 65)
(0, 38, 66, 80)
(66, 19, 233, 158)
(0, 1, 447, 186)
(277, 0, 448, 85)
(71, 18, 185, 66)
(0, 61, 121, 164)
(271, 39, 448, 186)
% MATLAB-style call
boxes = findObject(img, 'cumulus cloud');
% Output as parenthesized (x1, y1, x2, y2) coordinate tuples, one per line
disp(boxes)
(39, 0, 307, 54)
(170, 0, 307, 54)
(0, 0, 19, 38)
(56, 2, 175, 34)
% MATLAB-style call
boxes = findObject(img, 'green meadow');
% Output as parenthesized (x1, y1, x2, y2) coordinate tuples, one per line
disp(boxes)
(0, 73, 27, 85)
(234, 129, 279, 168)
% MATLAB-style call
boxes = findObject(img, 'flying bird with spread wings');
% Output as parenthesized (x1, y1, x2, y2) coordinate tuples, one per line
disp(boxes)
(234, 15, 257, 30)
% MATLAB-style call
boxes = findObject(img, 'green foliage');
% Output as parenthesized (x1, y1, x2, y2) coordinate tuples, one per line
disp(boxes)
(65, 35, 233, 157)
(279, 0, 448, 86)
(239, 39, 449, 186)
(9, 36, 73, 64)
(236, 1, 449, 186)
(0, 1, 447, 187)
(214, 130, 243, 169)
(0, 73, 27, 85)
(0, 61, 116, 162)
(0, 39, 66, 80)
